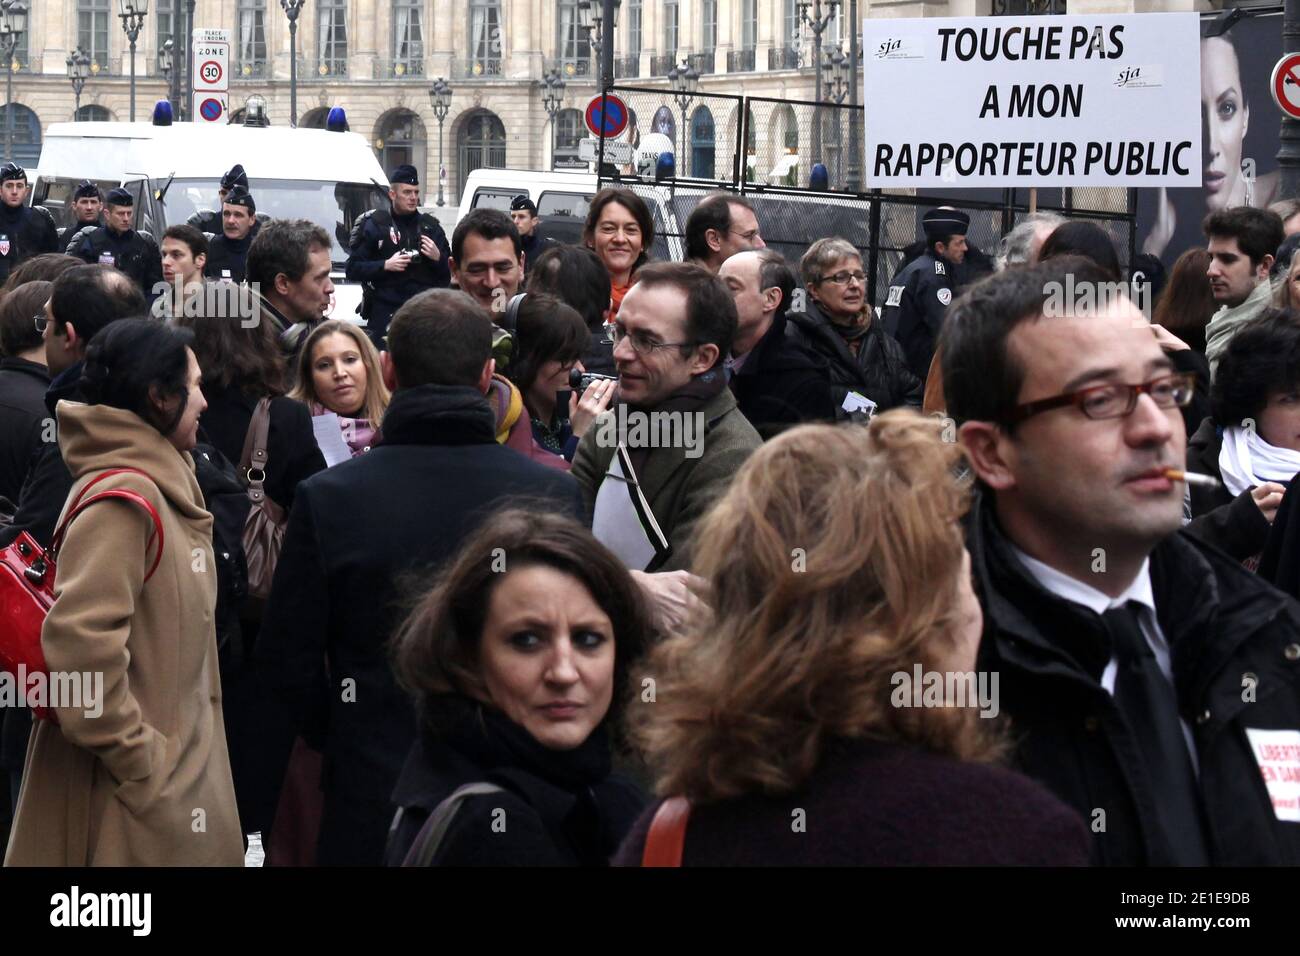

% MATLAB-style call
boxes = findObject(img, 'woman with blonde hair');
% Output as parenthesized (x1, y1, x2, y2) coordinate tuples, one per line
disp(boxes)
(289, 319, 390, 460)
(615, 411, 1089, 866)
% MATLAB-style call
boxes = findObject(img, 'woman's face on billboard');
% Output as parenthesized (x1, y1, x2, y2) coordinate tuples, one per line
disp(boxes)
(1202, 36, 1250, 210)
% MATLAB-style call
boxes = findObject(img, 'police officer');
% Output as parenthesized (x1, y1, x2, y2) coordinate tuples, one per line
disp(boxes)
(0, 163, 58, 284)
(59, 180, 106, 249)
(71, 187, 163, 296)
(189, 164, 248, 235)
(880, 207, 969, 385)
(510, 195, 556, 276)
(203, 185, 257, 284)
(345, 164, 450, 348)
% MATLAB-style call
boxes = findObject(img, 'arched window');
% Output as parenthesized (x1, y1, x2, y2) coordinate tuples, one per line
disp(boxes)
(375, 109, 428, 183)
(457, 110, 506, 195)
(0, 105, 41, 167)
(75, 104, 112, 122)
(552, 109, 583, 170)
(300, 107, 330, 129)
(690, 105, 715, 180)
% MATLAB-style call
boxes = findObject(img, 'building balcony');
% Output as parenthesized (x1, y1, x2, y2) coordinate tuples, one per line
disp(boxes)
(649, 53, 676, 77)
(232, 59, 269, 80)
(614, 54, 640, 79)
(767, 46, 801, 70)
(991, 0, 1065, 12)
(727, 48, 755, 72)
(373, 56, 426, 79)
(297, 56, 349, 78)
(557, 56, 595, 80)
(686, 52, 713, 75)
(451, 55, 504, 79)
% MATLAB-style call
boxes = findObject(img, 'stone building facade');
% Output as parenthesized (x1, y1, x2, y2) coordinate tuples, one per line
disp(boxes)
(4, 0, 1224, 206)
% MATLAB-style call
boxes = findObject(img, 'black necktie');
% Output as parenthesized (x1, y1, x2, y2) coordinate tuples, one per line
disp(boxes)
(1102, 602, 1210, 866)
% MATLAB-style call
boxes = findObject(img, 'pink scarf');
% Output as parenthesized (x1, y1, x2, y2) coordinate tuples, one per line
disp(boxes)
(311, 403, 377, 458)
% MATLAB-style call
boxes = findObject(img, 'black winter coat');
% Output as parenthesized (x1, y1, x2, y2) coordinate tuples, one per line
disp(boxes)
(729, 311, 834, 438)
(345, 209, 451, 339)
(0, 357, 50, 503)
(879, 250, 956, 383)
(72, 224, 163, 296)
(197, 383, 326, 513)
(386, 700, 644, 866)
(203, 231, 254, 285)
(255, 384, 585, 865)
(786, 302, 923, 418)
(969, 492, 1300, 865)
(0, 202, 58, 284)
(1183, 417, 1273, 562)
(614, 739, 1090, 866)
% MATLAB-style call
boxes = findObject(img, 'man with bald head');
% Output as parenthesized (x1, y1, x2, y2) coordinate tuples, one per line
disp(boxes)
(718, 249, 831, 437)
(946, 256, 1300, 867)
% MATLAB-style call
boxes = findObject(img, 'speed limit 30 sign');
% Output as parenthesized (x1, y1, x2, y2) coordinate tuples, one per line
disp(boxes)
(192, 28, 230, 94)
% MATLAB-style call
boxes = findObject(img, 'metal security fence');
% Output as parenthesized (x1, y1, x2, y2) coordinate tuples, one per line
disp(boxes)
(594, 87, 1136, 308)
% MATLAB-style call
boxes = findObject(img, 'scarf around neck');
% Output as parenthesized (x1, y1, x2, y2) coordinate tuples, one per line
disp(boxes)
(622, 367, 727, 477)
(311, 401, 376, 457)
(1219, 424, 1300, 497)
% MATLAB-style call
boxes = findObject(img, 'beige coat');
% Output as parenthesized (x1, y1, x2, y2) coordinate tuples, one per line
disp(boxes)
(4, 401, 243, 866)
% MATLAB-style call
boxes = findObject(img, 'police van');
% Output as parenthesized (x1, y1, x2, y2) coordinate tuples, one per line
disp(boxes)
(30, 120, 389, 318)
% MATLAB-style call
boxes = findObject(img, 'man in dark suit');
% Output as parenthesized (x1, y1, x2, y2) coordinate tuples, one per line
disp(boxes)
(256, 288, 584, 866)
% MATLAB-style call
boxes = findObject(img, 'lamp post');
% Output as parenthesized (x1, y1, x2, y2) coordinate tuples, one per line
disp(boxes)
(67, 46, 91, 119)
(0, 0, 27, 164)
(667, 61, 698, 178)
(159, 37, 173, 90)
(822, 47, 848, 189)
(796, 0, 839, 171)
(542, 67, 566, 170)
(846, 0, 860, 193)
(118, 1, 149, 123)
(281, 0, 305, 127)
(429, 76, 452, 206)
(577, 0, 620, 90)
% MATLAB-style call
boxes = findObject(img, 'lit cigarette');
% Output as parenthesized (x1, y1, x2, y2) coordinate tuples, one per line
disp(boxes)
(1163, 469, 1222, 490)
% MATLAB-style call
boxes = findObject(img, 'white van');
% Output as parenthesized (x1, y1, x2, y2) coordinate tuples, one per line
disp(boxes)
(31, 121, 390, 319)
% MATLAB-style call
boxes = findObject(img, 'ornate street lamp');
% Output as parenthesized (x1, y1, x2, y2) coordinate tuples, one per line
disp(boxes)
(429, 76, 453, 207)
(796, 0, 839, 167)
(67, 46, 92, 119)
(542, 67, 566, 169)
(118, 0, 149, 122)
(667, 60, 699, 178)
(0, 1, 28, 162)
(281, 0, 305, 127)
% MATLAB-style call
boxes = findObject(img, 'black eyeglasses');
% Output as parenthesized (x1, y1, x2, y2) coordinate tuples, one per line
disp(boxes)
(33, 313, 48, 334)
(815, 270, 867, 286)
(1006, 373, 1196, 425)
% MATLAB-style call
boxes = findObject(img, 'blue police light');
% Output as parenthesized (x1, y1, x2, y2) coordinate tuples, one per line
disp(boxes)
(327, 107, 349, 132)
(152, 100, 174, 127)
(810, 163, 829, 191)
(655, 151, 675, 183)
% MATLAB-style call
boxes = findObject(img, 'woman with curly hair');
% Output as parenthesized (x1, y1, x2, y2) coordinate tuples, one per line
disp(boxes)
(615, 411, 1089, 866)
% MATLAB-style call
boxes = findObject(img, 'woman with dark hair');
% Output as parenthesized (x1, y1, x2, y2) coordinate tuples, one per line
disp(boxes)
(526, 244, 615, 375)
(5, 320, 243, 865)
(385, 508, 653, 866)
(1185, 309, 1297, 565)
(173, 310, 325, 511)
(0, 281, 53, 502)
(615, 412, 1089, 866)
(1037, 221, 1123, 281)
(1154, 248, 1215, 355)
(505, 292, 616, 463)
(582, 188, 654, 317)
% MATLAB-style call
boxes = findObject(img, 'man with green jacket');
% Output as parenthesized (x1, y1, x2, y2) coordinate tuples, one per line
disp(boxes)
(570, 262, 761, 630)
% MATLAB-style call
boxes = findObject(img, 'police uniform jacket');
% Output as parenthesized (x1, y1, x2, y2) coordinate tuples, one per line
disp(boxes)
(969, 491, 1300, 866)
(345, 209, 451, 330)
(204, 231, 255, 284)
(73, 224, 163, 295)
(0, 202, 58, 283)
(880, 251, 956, 384)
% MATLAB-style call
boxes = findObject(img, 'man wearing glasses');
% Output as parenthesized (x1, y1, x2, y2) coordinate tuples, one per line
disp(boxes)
(570, 262, 761, 633)
(947, 257, 1300, 867)
(683, 194, 765, 275)
(880, 206, 969, 385)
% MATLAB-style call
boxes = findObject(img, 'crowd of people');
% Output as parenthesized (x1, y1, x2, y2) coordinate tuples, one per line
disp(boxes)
(0, 152, 1298, 869)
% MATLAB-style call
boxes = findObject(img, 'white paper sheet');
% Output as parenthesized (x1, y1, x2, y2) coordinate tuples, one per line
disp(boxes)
(311, 412, 353, 467)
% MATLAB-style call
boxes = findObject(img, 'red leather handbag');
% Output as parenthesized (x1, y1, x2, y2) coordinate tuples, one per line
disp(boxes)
(0, 467, 164, 721)
(641, 796, 691, 867)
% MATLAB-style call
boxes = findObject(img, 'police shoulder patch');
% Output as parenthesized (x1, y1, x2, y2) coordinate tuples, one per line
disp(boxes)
(937, 288, 952, 306)
(934, 260, 946, 276)
(885, 285, 905, 307)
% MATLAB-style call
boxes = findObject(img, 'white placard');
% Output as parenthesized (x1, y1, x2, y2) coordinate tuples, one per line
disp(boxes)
(192, 28, 231, 93)
(863, 13, 1201, 188)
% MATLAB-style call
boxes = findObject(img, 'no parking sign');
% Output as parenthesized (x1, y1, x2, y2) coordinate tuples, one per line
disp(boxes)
(1271, 53, 1300, 120)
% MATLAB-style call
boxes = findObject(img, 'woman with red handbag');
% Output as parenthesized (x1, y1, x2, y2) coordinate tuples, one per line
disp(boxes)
(5, 320, 243, 866)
